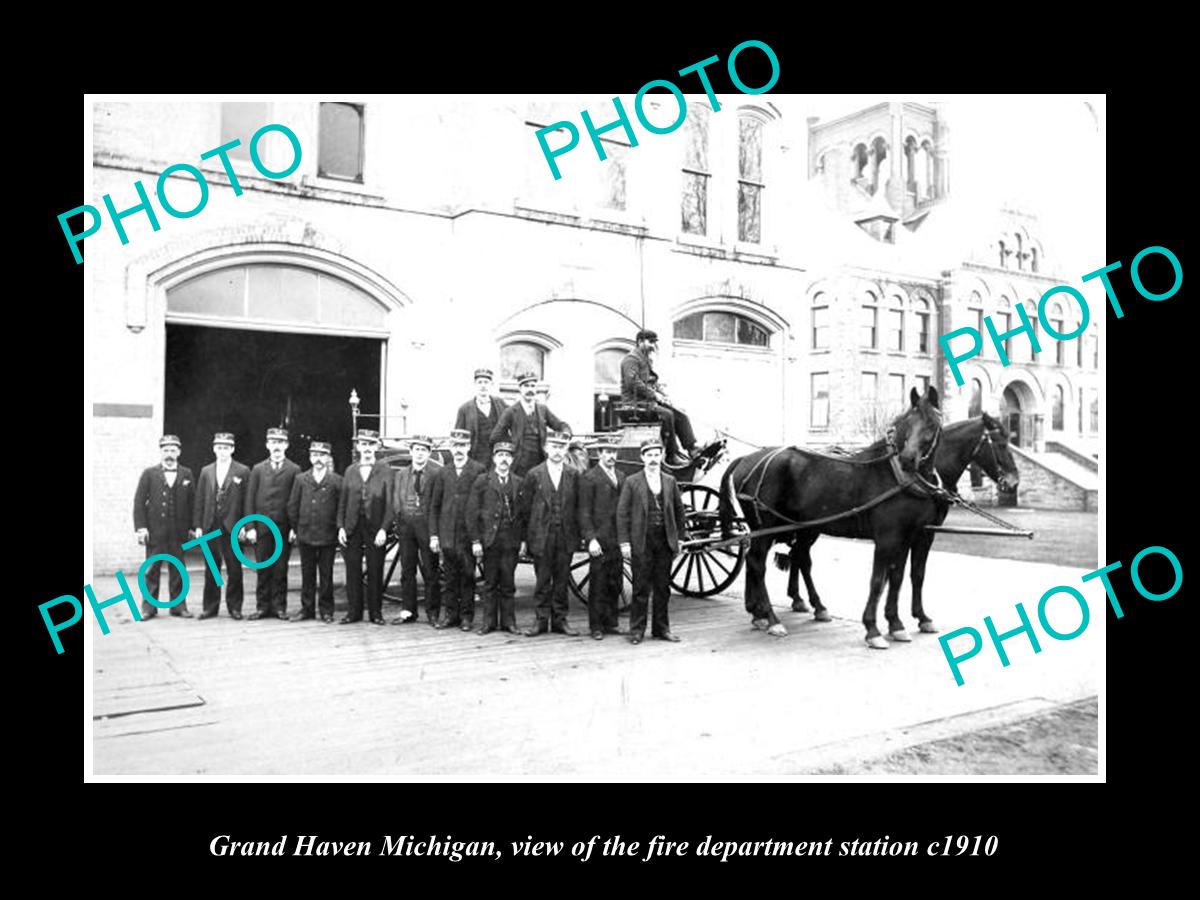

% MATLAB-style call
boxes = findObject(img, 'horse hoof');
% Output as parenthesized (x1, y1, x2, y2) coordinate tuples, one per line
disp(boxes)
(918, 621, 939, 634)
(767, 624, 788, 637)
(751, 618, 770, 632)
(865, 636, 889, 650)
(814, 609, 832, 622)
(887, 630, 912, 643)
(791, 601, 810, 613)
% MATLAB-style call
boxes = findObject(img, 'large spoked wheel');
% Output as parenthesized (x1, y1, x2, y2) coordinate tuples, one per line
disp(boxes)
(568, 550, 633, 612)
(380, 531, 404, 604)
(671, 483, 746, 597)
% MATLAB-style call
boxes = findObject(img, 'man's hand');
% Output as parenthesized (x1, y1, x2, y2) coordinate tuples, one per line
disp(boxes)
(338, 528, 348, 547)
(588, 538, 602, 558)
(472, 541, 484, 561)
(374, 529, 387, 548)
(430, 535, 440, 554)
(135, 528, 149, 546)
(191, 527, 203, 540)
(621, 543, 632, 561)
(288, 529, 297, 544)
(245, 528, 257, 545)
(519, 541, 528, 558)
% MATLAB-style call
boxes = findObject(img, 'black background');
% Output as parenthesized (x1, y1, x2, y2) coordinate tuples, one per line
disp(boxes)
(23, 22, 1188, 886)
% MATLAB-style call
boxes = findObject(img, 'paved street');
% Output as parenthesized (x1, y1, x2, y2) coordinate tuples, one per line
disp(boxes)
(90, 538, 1100, 777)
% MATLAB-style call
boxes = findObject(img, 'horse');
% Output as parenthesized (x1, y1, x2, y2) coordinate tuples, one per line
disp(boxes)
(775, 413, 1019, 635)
(718, 387, 943, 648)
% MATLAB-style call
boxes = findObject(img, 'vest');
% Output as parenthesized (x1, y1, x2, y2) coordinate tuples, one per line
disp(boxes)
(648, 483, 666, 534)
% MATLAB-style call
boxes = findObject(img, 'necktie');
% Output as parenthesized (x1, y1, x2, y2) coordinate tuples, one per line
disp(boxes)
(273, 462, 280, 472)
(415, 469, 423, 494)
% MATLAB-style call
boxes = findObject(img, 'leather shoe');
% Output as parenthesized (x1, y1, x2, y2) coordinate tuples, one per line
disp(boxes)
(552, 621, 579, 636)
(630, 633, 644, 645)
(291, 612, 316, 622)
(477, 625, 496, 636)
(667, 453, 690, 467)
(524, 620, 549, 637)
(435, 617, 461, 630)
(603, 626, 624, 636)
(459, 620, 474, 632)
(247, 611, 268, 621)
(370, 616, 387, 625)
(274, 611, 289, 621)
(339, 615, 362, 624)
(198, 612, 217, 620)
(229, 611, 243, 621)
(140, 607, 158, 619)
(591, 630, 604, 641)
(652, 631, 681, 642)
(502, 624, 522, 635)
(320, 614, 334, 623)
(171, 608, 194, 618)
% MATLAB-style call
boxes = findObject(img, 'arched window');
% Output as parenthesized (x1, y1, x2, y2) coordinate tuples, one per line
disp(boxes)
(887, 294, 904, 352)
(1022, 299, 1040, 363)
(852, 143, 869, 184)
(968, 292, 985, 358)
(811, 294, 829, 350)
(1051, 301, 1066, 365)
(593, 345, 629, 430)
(915, 296, 932, 354)
(870, 137, 888, 195)
(681, 105, 710, 236)
(1014, 234, 1025, 271)
(996, 297, 1013, 361)
(737, 113, 765, 243)
(500, 341, 546, 383)
(998, 240, 1009, 269)
(1088, 328, 1099, 369)
(674, 310, 770, 347)
(864, 296, 883, 352)
(1030, 246, 1040, 273)
(969, 378, 983, 417)
(1052, 384, 1065, 430)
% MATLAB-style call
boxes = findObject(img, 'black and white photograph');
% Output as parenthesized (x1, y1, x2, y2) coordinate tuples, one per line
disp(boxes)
(82, 91, 1105, 779)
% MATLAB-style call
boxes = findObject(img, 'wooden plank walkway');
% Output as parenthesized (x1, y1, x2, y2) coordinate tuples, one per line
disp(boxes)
(92, 540, 1100, 777)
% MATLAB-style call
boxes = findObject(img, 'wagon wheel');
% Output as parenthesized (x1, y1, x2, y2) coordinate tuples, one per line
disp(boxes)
(671, 483, 746, 597)
(380, 531, 404, 603)
(568, 550, 633, 612)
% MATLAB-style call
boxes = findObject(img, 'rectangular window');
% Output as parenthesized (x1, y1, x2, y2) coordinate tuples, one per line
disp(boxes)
(888, 309, 904, 352)
(318, 102, 365, 183)
(888, 373, 905, 409)
(682, 112, 709, 236)
(1090, 334, 1099, 369)
(737, 116, 764, 243)
(917, 311, 931, 353)
(916, 374, 931, 395)
(861, 371, 878, 404)
(812, 306, 828, 350)
(1089, 389, 1099, 433)
(973, 309, 985, 357)
(1054, 319, 1065, 365)
(861, 306, 878, 349)
(220, 102, 269, 161)
(811, 372, 829, 429)
(1078, 394, 1084, 432)
(998, 312, 1013, 360)
(597, 140, 628, 211)
(1077, 334, 1084, 367)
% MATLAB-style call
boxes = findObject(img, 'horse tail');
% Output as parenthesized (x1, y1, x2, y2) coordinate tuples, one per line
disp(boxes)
(719, 458, 740, 541)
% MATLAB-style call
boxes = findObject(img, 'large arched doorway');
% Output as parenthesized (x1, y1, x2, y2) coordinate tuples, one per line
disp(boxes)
(161, 257, 395, 474)
(1000, 378, 1040, 449)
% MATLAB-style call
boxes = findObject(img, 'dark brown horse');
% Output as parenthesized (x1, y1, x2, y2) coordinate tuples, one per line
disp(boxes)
(777, 413, 1019, 636)
(719, 387, 943, 648)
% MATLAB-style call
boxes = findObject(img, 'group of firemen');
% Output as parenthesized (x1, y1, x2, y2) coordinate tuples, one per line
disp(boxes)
(133, 330, 699, 643)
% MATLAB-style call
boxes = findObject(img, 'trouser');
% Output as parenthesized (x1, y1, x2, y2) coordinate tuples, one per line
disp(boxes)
(649, 402, 696, 454)
(397, 516, 441, 620)
(299, 543, 336, 618)
(440, 542, 476, 624)
(254, 520, 292, 614)
(344, 519, 385, 621)
(201, 529, 244, 616)
(532, 529, 573, 624)
(481, 530, 519, 629)
(587, 546, 623, 633)
(141, 537, 190, 616)
(630, 528, 673, 637)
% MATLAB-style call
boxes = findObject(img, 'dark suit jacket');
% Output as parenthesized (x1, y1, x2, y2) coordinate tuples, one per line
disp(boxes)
(465, 471, 524, 549)
(620, 347, 659, 402)
(455, 396, 509, 467)
(428, 459, 487, 551)
(578, 465, 626, 550)
(488, 402, 569, 471)
(133, 465, 195, 543)
(337, 461, 395, 534)
(193, 460, 251, 534)
(617, 470, 687, 554)
(287, 468, 343, 546)
(246, 458, 301, 528)
(518, 462, 579, 556)
(391, 459, 442, 526)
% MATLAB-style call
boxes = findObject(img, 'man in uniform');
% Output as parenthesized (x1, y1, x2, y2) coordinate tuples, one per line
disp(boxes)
(518, 429, 581, 637)
(390, 434, 442, 625)
(577, 433, 626, 640)
(466, 441, 524, 636)
(245, 427, 300, 620)
(133, 434, 195, 618)
(337, 429, 394, 625)
(192, 432, 250, 620)
(287, 441, 342, 623)
(489, 371, 570, 478)
(620, 329, 697, 467)
(454, 367, 509, 472)
(428, 429, 487, 631)
(618, 437, 688, 645)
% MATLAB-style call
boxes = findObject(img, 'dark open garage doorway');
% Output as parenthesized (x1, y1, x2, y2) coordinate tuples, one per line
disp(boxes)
(165, 325, 383, 476)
